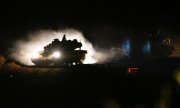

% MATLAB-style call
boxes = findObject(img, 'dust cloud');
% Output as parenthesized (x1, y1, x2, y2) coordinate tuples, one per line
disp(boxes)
(10, 28, 125, 65)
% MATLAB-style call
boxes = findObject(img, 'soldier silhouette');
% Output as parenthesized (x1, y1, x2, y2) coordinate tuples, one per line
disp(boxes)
(62, 35, 67, 42)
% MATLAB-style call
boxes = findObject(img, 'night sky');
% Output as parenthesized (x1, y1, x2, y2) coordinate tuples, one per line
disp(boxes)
(0, 1, 179, 54)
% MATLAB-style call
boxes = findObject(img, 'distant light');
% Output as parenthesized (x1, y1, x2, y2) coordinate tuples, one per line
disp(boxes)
(143, 41, 151, 54)
(127, 67, 139, 75)
(9, 74, 14, 78)
(52, 51, 61, 58)
(174, 68, 180, 85)
(122, 39, 131, 56)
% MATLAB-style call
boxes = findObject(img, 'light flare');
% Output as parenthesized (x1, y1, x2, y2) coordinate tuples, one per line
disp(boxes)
(51, 51, 61, 58)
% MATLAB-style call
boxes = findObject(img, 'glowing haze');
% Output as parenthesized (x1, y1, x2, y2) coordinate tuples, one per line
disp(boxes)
(10, 28, 109, 65)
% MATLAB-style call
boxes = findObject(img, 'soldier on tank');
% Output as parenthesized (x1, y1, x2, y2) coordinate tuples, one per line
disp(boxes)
(62, 35, 67, 42)
(31, 35, 87, 66)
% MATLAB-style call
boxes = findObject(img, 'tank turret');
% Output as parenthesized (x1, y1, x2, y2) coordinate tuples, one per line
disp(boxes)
(32, 35, 87, 66)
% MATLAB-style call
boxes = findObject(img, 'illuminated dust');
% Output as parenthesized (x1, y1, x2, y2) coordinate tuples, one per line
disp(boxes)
(9, 28, 123, 65)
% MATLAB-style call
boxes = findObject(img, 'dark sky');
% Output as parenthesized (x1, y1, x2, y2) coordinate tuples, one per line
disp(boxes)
(0, 1, 179, 54)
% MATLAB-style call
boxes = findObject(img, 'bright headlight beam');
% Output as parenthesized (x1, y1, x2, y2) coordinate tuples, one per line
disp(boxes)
(52, 51, 61, 58)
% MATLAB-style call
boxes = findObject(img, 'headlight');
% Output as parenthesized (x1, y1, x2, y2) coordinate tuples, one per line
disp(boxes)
(52, 51, 61, 58)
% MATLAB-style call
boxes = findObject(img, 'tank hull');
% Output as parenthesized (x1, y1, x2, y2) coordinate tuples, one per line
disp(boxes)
(32, 50, 87, 66)
(31, 35, 88, 66)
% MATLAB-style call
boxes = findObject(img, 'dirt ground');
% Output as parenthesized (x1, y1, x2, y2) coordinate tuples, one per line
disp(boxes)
(0, 58, 180, 108)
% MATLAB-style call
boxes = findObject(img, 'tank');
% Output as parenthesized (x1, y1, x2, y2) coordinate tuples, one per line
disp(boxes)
(31, 35, 87, 66)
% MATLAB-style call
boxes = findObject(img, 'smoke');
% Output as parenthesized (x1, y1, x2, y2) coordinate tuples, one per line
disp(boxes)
(10, 28, 122, 65)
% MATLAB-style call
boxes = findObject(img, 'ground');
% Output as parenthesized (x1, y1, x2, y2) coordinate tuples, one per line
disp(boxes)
(0, 58, 180, 108)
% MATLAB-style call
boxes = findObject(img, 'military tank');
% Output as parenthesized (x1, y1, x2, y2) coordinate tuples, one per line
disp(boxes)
(32, 35, 87, 66)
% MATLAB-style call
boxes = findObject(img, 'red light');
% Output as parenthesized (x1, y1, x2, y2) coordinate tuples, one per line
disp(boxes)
(127, 67, 139, 75)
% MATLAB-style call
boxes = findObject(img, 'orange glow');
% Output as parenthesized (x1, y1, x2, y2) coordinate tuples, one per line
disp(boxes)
(127, 67, 139, 75)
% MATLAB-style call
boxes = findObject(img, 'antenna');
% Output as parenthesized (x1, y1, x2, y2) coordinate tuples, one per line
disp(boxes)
(80, 39, 82, 50)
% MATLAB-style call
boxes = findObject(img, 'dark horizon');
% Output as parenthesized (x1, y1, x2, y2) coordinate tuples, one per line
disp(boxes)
(0, 1, 179, 54)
